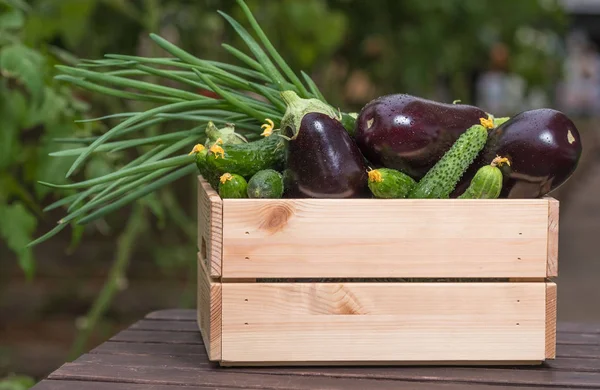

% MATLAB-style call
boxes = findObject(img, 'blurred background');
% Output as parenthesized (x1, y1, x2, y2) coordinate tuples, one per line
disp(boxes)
(1, 0, 599, 387)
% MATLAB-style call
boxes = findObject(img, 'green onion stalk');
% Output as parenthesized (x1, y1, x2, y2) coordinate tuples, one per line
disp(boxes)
(29, 0, 357, 247)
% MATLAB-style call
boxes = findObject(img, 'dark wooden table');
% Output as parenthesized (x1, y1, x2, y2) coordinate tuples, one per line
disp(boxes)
(31, 309, 600, 389)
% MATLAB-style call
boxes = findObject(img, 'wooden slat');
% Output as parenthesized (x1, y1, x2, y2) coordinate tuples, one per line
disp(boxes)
(546, 282, 557, 358)
(91, 341, 206, 357)
(31, 380, 236, 390)
(110, 330, 203, 344)
(147, 309, 600, 335)
(558, 333, 600, 346)
(197, 252, 222, 360)
(547, 197, 559, 277)
(221, 282, 547, 363)
(74, 353, 210, 368)
(47, 360, 600, 389)
(130, 319, 199, 332)
(197, 176, 222, 277)
(557, 344, 600, 359)
(559, 323, 600, 334)
(145, 309, 196, 321)
(221, 198, 550, 278)
(77, 350, 600, 374)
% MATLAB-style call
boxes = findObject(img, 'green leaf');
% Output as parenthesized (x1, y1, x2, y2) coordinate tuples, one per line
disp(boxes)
(0, 0, 31, 12)
(0, 44, 46, 106)
(0, 8, 25, 30)
(0, 202, 37, 279)
(0, 374, 36, 390)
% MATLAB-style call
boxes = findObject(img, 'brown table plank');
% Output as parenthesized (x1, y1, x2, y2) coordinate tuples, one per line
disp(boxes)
(145, 309, 196, 321)
(31, 380, 239, 390)
(47, 362, 564, 390)
(110, 329, 203, 344)
(32, 309, 600, 389)
(60, 353, 600, 388)
(91, 341, 208, 356)
(558, 345, 600, 359)
(129, 319, 199, 332)
(559, 323, 600, 334)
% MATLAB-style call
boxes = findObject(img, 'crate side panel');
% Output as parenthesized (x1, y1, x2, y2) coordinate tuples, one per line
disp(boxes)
(547, 198, 559, 277)
(221, 282, 547, 362)
(546, 282, 557, 359)
(197, 253, 222, 360)
(197, 176, 222, 277)
(222, 198, 550, 278)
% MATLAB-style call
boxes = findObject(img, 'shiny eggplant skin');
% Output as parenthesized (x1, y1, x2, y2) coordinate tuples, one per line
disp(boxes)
(354, 94, 487, 179)
(283, 112, 369, 198)
(452, 109, 582, 198)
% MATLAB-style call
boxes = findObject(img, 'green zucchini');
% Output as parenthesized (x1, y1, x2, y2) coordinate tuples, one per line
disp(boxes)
(458, 156, 508, 199)
(367, 168, 416, 199)
(205, 134, 285, 179)
(408, 122, 490, 199)
(218, 173, 248, 198)
(247, 169, 284, 198)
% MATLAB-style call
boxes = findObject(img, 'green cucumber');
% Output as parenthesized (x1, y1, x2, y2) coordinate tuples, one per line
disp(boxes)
(192, 144, 220, 189)
(247, 169, 284, 198)
(367, 168, 416, 199)
(205, 121, 247, 145)
(458, 156, 508, 199)
(408, 122, 490, 199)
(218, 173, 248, 198)
(206, 134, 285, 179)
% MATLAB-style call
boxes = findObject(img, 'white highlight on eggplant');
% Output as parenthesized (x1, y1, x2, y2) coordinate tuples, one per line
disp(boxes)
(567, 129, 575, 144)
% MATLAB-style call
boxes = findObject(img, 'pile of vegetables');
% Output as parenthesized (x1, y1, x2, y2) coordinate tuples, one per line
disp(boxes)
(29, 0, 582, 246)
(194, 90, 582, 202)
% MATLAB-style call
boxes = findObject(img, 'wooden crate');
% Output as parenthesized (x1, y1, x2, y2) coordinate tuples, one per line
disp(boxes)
(196, 176, 558, 366)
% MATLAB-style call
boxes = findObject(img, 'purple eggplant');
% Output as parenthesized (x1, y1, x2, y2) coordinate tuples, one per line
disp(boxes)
(452, 109, 582, 198)
(354, 94, 488, 179)
(283, 112, 369, 198)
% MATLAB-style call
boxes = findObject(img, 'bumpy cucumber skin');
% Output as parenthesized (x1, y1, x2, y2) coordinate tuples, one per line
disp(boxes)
(458, 165, 503, 199)
(368, 168, 416, 199)
(408, 124, 488, 199)
(247, 169, 284, 199)
(206, 135, 285, 179)
(218, 174, 248, 198)
(195, 149, 220, 189)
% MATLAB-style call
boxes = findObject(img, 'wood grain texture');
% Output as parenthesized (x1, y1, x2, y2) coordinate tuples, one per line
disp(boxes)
(91, 341, 207, 357)
(221, 198, 551, 278)
(30, 380, 239, 390)
(197, 176, 222, 277)
(197, 252, 221, 360)
(547, 197, 559, 277)
(47, 359, 600, 389)
(221, 282, 547, 363)
(546, 282, 557, 359)
(145, 309, 196, 321)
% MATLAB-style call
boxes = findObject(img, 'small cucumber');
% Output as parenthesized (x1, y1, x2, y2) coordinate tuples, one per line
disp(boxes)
(367, 168, 416, 198)
(218, 173, 248, 198)
(192, 144, 220, 189)
(408, 120, 491, 199)
(206, 134, 285, 179)
(247, 169, 284, 199)
(458, 156, 508, 199)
